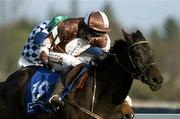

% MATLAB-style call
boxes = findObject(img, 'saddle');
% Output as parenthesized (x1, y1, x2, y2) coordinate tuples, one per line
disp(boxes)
(62, 63, 87, 87)
(60, 63, 91, 100)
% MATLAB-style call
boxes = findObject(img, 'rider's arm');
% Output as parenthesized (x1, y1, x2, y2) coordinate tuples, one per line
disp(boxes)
(39, 33, 54, 64)
(39, 34, 53, 56)
(39, 22, 62, 56)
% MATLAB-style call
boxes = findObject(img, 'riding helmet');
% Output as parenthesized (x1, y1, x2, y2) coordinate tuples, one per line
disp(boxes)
(84, 10, 111, 33)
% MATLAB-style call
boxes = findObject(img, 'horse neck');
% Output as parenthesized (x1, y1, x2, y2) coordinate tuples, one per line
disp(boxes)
(67, 55, 134, 118)
(94, 55, 134, 111)
(96, 48, 134, 88)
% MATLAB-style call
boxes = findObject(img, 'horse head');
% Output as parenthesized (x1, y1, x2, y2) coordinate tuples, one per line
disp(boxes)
(111, 29, 163, 91)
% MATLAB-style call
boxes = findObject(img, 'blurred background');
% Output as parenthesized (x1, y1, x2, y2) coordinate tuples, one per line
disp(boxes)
(0, 0, 180, 112)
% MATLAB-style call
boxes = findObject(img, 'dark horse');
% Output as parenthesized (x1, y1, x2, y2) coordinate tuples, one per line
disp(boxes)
(0, 30, 163, 119)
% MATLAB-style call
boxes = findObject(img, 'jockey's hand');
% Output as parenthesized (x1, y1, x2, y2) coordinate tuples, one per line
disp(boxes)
(39, 51, 49, 65)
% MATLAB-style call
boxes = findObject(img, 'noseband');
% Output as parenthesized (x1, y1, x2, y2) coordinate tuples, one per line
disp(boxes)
(115, 41, 156, 81)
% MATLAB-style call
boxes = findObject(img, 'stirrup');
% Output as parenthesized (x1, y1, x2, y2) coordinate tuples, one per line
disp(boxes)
(49, 95, 59, 104)
(48, 95, 64, 108)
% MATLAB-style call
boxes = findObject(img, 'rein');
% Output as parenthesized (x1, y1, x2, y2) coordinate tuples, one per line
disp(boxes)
(68, 68, 103, 119)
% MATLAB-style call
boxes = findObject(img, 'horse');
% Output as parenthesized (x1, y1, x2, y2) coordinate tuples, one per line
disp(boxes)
(0, 29, 163, 119)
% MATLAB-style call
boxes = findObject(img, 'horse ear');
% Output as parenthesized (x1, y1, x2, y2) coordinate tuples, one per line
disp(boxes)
(136, 30, 142, 35)
(136, 30, 145, 39)
(122, 29, 133, 43)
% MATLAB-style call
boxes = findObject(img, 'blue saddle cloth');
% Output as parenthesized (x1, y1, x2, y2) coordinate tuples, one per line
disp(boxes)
(26, 65, 90, 115)
(27, 67, 60, 114)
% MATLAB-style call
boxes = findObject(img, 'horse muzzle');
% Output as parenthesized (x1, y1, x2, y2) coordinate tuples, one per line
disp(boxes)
(143, 65, 163, 91)
(149, 75, 163, 91)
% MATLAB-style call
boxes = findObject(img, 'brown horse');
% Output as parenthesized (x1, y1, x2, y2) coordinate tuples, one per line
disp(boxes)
(0, 29, 163, 119)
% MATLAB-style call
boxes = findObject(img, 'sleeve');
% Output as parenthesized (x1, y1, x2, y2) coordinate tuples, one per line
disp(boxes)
(101, 34, 111, 52)
(33, 32, 48, 45)
(50, 26, 61, 45)
(39, 22, 62, 56)
(39, 37, 52, 56)
(39, 20, 66, 56)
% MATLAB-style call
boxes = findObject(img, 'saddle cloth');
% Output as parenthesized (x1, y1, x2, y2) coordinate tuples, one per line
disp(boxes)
(27, 67, 60, 114)
(27, 65, 90, 114)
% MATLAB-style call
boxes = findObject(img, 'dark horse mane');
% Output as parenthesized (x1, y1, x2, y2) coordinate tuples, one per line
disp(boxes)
(95, 39, 131, 104)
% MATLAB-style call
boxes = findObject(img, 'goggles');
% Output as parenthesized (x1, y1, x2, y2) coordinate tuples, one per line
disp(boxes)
(87, 27, 106, 37)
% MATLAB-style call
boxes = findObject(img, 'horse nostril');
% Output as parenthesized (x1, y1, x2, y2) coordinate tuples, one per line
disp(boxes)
(152, 76, 163, 84)
(124, 113, 134, 119)
(152, 78, 159, 84)
(159, 76, 163, 83)
(124, 114, 130, 119)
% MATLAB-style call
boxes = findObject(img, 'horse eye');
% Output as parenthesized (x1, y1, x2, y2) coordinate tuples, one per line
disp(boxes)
(134, 52, 141, 57)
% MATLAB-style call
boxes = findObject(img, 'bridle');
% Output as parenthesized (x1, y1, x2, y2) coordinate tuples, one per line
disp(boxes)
(114, 40, 156, 82)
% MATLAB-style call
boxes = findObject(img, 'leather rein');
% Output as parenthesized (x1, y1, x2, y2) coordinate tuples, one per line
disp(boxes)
(68, 68, 103, 119)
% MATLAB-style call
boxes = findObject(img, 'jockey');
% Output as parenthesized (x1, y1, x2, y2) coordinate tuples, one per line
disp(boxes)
(39, 10, 112, 107)
(18, 9, 132, 109)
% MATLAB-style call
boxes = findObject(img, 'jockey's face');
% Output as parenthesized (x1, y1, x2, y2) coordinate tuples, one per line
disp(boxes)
(80, 23, 107, 48)
(86, 29, 107, 48)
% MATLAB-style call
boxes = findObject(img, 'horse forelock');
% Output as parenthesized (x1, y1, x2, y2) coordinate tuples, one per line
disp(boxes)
(131, 31, 146, 43)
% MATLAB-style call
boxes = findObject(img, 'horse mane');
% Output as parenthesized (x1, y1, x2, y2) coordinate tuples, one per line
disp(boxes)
(93, 39, 132, 105)
(110, 39, 128, 53)
(95, 39, 128, 75)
